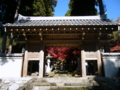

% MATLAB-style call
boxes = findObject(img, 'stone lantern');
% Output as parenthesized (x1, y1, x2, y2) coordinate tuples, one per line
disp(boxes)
(46, 53, 53, 74)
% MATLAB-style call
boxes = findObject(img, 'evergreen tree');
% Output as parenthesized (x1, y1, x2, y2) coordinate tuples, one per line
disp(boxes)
(44, 0, 57, 16)
(65, 0, 98, 16)
(1, 0, 18, 23)
(0, 0, 18, 51)
(19, 0, 57, 16)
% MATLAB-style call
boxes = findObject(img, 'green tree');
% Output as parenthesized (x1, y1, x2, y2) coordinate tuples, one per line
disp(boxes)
(44, 0, 57, 16)
(1, 0, 18, 23)
(19, 0, 57, 16)
(65, 0, 98, 16)
(117, 16, 120, 23)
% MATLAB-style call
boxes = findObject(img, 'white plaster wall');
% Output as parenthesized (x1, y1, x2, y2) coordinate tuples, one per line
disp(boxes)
(0, 56, 23, 77)
(102, 53, 120, 77)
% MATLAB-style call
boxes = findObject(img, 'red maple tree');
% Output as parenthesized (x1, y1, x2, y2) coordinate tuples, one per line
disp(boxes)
(46, 47, 80, 61)
(110, 35, 120, 52)
(110, 39, 120, 52)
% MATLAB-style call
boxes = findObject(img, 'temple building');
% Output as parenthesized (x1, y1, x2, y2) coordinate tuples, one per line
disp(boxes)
(1, 14, 119, 78)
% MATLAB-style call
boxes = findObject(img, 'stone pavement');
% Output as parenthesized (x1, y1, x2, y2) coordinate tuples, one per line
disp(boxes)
(0, 77, 34, 90)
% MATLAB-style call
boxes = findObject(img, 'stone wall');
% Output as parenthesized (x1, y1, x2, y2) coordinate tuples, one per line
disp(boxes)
(0, 53, 24, 77)
(102, 53, 120, 77)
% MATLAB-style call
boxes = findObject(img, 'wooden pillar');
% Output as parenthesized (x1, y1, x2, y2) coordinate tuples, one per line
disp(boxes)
(23, 42, 28, 77)
(96, 42, 102, 76)
(1, 27, 7, 53)
(22, 44, 25, 53)
(39, 42, 44, 78)
(8, 33, 13, 53)
(105, 42, 110, 52)
(81, 43, 86, 77)
(29, 62, 33, 74)
(96, 50, 102, 76)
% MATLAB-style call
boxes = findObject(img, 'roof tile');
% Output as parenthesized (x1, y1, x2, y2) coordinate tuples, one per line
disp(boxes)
(3, 15, 119, 27)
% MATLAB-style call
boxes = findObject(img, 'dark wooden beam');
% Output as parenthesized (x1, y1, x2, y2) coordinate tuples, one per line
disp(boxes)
(1, 31, 7, 53)
(16, 40, 108, 43)
(7, 26, 117, 33)
(12, 32, 112, 36)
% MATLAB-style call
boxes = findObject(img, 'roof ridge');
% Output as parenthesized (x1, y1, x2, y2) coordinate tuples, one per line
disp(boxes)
(18, 14, 107, 21)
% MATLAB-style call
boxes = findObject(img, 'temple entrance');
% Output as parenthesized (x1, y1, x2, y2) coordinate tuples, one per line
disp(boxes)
(45, 47, 81, 77)
(86, 60, 98, 76)
(27, 61, 39, 76)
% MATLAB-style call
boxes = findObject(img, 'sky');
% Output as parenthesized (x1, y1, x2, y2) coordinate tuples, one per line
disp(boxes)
(54, 0, 120, 21)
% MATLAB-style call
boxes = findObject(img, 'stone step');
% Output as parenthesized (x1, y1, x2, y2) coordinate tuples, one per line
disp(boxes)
(35, 77, 97, 84)
(32, 86, 101, 90)
(32, 77, 112, 90)
(64, 82, 99, 87)
(33, 81, 99, 87)
(33, 82, 56, 86)
(32, 76, 101, 90)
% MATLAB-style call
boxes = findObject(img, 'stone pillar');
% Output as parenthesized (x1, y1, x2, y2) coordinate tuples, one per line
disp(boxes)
(1, 27, 7, 53)
(81, 43, 86, 77)
(23, 42, 28, 77)
(39, 42, 44, 78)
(8, 33, 13, 53)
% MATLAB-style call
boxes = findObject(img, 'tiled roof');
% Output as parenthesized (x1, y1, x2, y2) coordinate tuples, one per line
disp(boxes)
(3, 14, 119, 27)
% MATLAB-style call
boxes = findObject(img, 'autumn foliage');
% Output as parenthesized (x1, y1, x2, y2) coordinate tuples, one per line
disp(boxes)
(109, 32, 120, 52)
(46, 47, 80, 61)
(110, 38, 120, 52)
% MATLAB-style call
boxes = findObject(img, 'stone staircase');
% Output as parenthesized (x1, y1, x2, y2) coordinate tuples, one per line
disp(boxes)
(32, 76, 101, 90)
(0, 76, 119, 90)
